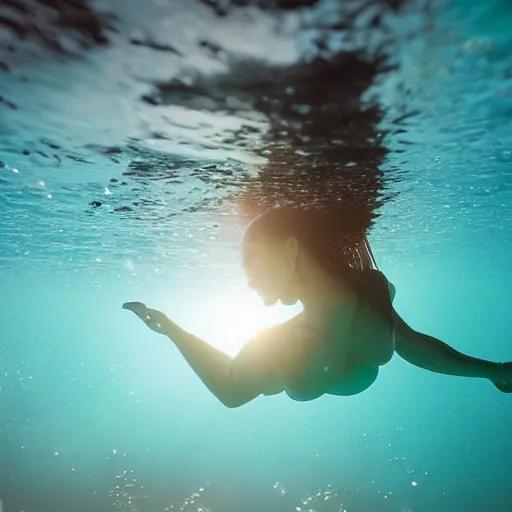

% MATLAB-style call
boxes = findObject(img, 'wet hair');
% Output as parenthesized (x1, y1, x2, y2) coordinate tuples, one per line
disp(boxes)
(246, 206, 393, 325)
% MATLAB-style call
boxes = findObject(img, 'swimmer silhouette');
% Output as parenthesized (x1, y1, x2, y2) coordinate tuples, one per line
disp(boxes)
(123, 207, 512, 407)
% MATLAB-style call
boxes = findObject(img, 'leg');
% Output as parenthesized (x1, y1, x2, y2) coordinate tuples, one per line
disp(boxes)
(393, 312, 512, 392)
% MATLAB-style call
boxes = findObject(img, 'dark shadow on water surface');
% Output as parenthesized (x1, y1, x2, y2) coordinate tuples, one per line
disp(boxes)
(0, 0, 418, 233)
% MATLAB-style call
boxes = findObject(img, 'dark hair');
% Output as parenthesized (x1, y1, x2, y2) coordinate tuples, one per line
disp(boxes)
(247, 206, 393, 325)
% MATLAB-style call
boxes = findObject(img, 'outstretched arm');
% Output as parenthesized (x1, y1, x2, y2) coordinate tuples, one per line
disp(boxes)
(123, 302, 279, 408)
(392, 309, 511, 384)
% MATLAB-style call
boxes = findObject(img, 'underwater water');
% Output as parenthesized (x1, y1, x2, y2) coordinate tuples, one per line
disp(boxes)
(1, 0, 512, 510)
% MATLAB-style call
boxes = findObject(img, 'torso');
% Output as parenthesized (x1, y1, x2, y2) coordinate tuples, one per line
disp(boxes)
(262, 272, 396, 401)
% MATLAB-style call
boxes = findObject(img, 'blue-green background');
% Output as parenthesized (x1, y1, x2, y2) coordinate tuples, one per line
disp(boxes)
(1, 0, 512, 510)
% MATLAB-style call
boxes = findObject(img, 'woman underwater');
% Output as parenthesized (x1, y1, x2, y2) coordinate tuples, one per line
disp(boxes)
(123, 207, 512, 407)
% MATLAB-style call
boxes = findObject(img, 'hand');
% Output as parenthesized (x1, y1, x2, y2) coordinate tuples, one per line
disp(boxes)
(122, 301, 171, 336)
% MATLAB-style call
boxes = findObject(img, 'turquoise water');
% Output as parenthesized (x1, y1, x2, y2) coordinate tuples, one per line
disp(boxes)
(1, 0, 512, 511)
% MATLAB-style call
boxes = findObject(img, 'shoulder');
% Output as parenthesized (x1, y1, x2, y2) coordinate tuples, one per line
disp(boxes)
(231, 317, 298, 384)
(243, 316, 298, 355)
(360, 269, 395, 301)
(387, 278, 396, 301)
(235, 317, 303, 374)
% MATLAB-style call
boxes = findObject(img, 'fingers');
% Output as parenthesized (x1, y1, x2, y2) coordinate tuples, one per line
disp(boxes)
(123, 302, 149, 320)
(123, 301, 146, 311)
(123, 302, 157, 324)
(123, 302, 168, 334)
(122, 302, 151, 323)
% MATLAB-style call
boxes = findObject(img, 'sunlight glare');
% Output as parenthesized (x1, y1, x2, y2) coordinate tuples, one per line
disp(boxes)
(192, 289, 300, 356)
